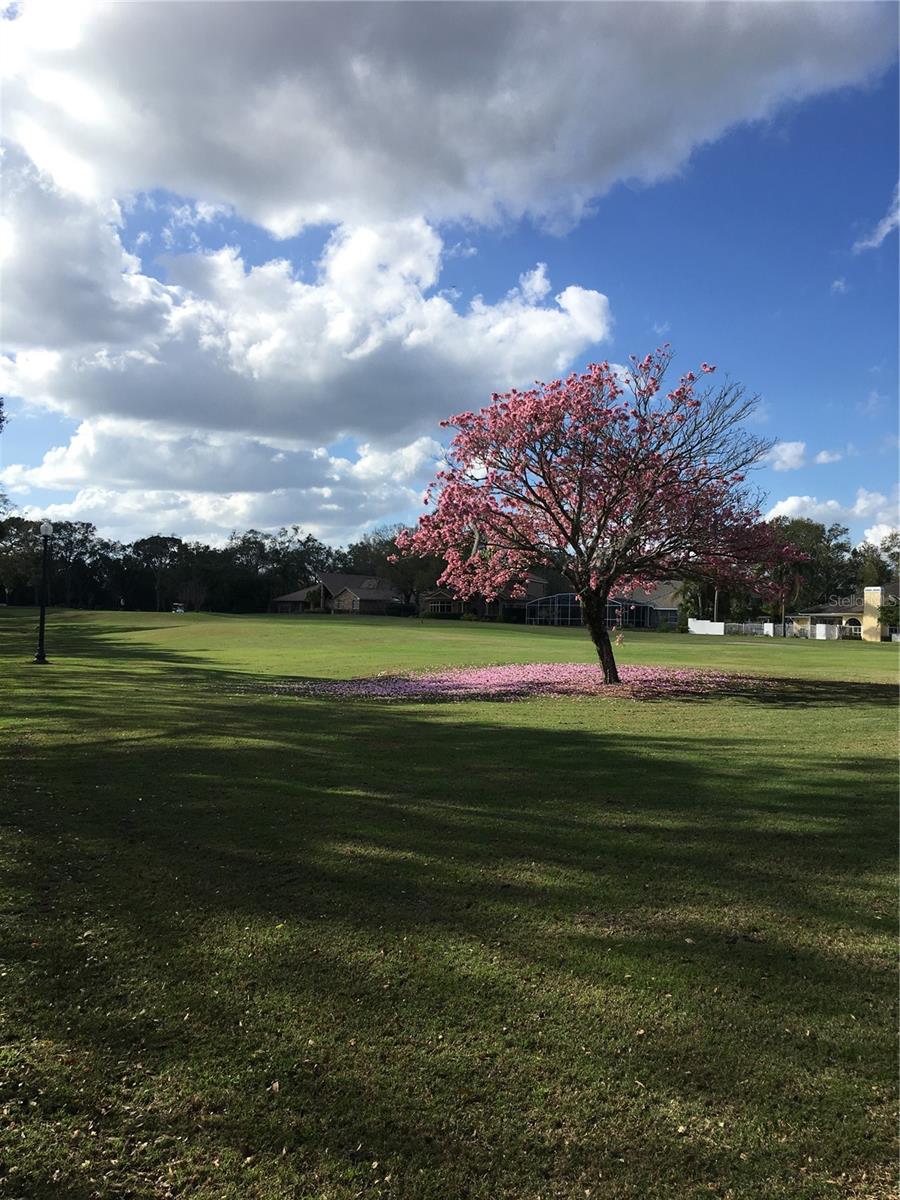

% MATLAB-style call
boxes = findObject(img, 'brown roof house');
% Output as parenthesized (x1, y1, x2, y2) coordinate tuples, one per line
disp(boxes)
(271, 573, 406, 615)
(422, 572, 550, 622)
(270, 585, 321, 614)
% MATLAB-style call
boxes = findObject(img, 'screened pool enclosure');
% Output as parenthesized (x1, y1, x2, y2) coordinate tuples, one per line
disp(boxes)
(525, 593, 678, 629)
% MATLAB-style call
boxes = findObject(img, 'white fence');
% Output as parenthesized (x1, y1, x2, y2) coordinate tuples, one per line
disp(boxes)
(688, 619, 725, 635)
(813, 623, 840, 641)
(689, 618, 867, 640)
(689, 619, 774, 636)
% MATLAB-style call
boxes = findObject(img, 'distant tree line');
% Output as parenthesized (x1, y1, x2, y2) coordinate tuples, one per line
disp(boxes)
(0, 508, 896, 618)
(676, 518, 899, 623)
(0, 518, 445, 613)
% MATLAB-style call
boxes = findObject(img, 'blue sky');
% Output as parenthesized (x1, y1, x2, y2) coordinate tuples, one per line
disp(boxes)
(1, 1, 897, 545)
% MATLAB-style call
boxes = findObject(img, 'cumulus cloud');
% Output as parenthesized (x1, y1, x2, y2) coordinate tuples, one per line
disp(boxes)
(17, 487, 351, 545)
(864, 522, 898, 546)
(1, 149, 173, 349)
(830, 277, 847, 294)
(18, 482, 431, 546)
(3, 0, 896, 543)
(853, 181, 900, 252)
(766, 487, 900, 537)
(1, 157, 612, 448)
(3, 1, 895, 234)
(814, 449, 842, 465)
(160, 199, 232, 250)
(518, 263, 551, 304)
(3, 417, 444, 542)
(769, 440, 807, 471)
(1, 144, 614, 540)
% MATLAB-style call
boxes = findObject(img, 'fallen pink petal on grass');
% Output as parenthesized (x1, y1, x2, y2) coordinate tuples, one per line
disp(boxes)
(275, 663, 773, 703)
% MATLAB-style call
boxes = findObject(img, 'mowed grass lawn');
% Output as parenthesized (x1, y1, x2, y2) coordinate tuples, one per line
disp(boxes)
(0, 609, 897, 1200)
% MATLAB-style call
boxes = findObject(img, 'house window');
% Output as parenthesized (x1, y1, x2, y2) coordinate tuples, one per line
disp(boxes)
(428, 600, 458, 614)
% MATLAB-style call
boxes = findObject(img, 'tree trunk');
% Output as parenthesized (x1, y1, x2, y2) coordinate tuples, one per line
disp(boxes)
(581, 589, 620, 684)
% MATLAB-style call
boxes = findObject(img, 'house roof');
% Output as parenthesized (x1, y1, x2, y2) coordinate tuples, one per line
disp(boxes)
(317, 572, 401, 598)
(623, 581, 680, 609)
(788, 599, 864, 616)
(271, 585, 319, 602)
(332, 586, 403, 603)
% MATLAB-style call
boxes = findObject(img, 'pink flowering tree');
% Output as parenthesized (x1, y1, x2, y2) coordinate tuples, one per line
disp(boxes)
(397, 348, 794, 683)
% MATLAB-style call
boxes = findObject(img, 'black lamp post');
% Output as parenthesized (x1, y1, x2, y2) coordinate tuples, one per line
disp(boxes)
(33, 519, 53, 665)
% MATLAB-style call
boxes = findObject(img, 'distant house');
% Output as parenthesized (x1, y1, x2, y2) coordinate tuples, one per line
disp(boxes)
(526, 580, 680, 629)
(788, 585, 897, 641)
(270, 585, 320, 614)
(330, 579, 406, 615)
(271, 573, 405, 615)
(617, 581, 681, 628)
(271, 572, 683, 627)
(422, 572, 549, 622)
(787, 596, 864, 638)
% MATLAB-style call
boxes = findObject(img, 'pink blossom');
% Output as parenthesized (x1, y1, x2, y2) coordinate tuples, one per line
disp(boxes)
(278, 663, 772, 704)
(394, 348, 798, 684)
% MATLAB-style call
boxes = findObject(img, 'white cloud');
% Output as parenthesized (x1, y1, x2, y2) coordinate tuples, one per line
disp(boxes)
(160, 199, 232, 250)
(852, 182, 900, 253)
(830, 277, 847, 294)
(766, 487, 900, 537)
(767, 495, 847, 522)
(864, 523, 897, 546)
(857, 388, 888, 416)
(19, 483, 426, 546)
(340, 438, 443, 485)
(446, 241, 477, 260)
(4, 418, 444, 543)
(814, 449, 842, 465)
(769, 440, 807, 471)
(518, 263, 552, 304)
(3, 1, 896, 545)
(1, 150, 174, 350)
(0, 146, 615, 540)
(1, 158, 612, 449)
(3, 2, 894, 235)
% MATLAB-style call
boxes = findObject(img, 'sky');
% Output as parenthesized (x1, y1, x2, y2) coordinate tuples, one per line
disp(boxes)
(1, 0, 898, 548)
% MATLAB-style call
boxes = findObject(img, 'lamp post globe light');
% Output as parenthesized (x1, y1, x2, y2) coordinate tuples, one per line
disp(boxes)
(34, 519, 53, 665)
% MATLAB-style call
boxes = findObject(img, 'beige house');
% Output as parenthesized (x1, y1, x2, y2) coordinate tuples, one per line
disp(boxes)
(331, 580, 406, 615)
(788, 586, 891, 642)
(271, 573, 406, 615)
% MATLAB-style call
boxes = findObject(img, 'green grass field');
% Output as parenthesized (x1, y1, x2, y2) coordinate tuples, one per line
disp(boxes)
(1, 609, 897, 1199)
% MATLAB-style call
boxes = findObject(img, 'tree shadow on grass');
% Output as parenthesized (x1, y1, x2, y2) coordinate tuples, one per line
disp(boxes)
(705, 674, 898, 708)
(1, 650, 897, 1198)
